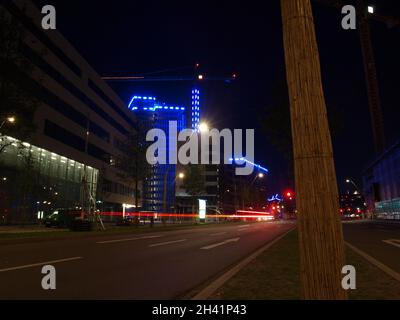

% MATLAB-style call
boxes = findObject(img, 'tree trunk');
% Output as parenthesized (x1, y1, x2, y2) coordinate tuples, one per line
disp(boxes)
(280, 0, 347, 299)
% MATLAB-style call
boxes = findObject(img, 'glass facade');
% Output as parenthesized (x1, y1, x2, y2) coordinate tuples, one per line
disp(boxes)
(0, 135, 98, 224)
(363, 140, 400, 219)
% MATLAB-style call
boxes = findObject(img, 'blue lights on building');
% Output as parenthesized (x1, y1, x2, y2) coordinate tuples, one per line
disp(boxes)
(268, 194, 282, 202)
(191, 88, 200, 131)
(128, 94, 186, 212)
(229, 157, 269, 174)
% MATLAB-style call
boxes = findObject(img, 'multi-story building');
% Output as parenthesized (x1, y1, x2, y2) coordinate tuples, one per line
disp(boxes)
(0, 1, 139, 223)
(128, 95, 186, 212)
(363, 139, 400, 220)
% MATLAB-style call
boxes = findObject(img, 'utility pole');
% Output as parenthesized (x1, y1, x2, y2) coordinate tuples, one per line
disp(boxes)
(280, 0, 347, 299)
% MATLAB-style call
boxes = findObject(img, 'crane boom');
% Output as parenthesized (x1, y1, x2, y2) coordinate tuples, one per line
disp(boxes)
(314, 0, 400, 153)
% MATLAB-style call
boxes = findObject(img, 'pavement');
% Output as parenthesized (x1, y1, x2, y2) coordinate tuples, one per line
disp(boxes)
(343, 220, 400, 273)
(0, 221, 294, 299)
(0, 225, 68, 234)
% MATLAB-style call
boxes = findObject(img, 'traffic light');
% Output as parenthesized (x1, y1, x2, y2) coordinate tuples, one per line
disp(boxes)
(284, 190, 294, 200)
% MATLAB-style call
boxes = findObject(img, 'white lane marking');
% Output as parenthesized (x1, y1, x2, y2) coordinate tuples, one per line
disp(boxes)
(0, 257, 83, 273)
(149, 239, 187, 247)
(238, 224, 250, 228)
(200, 237, 240, 250)
(382, 239, 400, 249)
(345, 242, 400, 282)
(192, 228, 295, 299)
(96, 235, 162, 244)
(210, 232, 227, 236)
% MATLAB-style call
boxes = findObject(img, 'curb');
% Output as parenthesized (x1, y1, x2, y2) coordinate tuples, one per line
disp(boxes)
(191, 227, 296, 300)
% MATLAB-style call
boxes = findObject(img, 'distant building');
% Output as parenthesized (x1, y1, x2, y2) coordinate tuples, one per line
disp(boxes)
(129, 96, 186, 212)
(363, 139, 400, 220)
(0, 1, 139, 223)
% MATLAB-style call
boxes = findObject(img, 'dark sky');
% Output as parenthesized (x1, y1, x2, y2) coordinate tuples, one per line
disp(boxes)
(33, 0, 400, 195)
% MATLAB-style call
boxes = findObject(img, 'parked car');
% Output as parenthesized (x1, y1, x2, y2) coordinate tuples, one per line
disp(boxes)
(44, 209, 82, 228)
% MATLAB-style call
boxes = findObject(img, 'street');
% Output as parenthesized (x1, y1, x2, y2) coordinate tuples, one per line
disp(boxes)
(0, 221, 294, 299)
(343, 221, 400, 273)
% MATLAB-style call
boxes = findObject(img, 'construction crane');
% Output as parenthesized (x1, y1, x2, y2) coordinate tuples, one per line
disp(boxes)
(101, 64, 236, 213)
(314, 0, 400, 154)
(101, 64, 237, 83)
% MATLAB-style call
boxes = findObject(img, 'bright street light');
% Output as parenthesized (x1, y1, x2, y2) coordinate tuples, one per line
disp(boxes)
(7, 116, 15, 123)
(178, 172, 185, 179)
(199, 122, 208, 132)
(0, 115, 16, 129)
(368, 6, 374, 14)
(258, 173, 264, 178)
(345, 178, 361, 194)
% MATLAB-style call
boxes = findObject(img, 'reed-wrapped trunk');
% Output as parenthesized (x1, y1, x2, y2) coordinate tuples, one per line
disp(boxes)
(280, 0, 347, 299)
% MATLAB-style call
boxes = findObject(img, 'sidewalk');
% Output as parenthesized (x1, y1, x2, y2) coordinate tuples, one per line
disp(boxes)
(0, 225, 67, 234)
(210, 229, 400, 300)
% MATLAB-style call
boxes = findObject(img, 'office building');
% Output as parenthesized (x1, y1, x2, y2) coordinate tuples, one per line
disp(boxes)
(0, 1, 139, 223)
(128, 95, 186, 212)
(363, 139, 400, 220)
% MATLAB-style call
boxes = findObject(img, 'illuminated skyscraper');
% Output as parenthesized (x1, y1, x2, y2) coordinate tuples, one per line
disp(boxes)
(129, 95, 186, 212)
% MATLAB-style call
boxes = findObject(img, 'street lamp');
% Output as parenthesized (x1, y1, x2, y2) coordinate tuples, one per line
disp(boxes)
(345, 178, 359, 190)
(198, 122, 208, 132)
(251, 171, 264, 185)
(0, 116, 16, 129)
(178, 172, 185, 179)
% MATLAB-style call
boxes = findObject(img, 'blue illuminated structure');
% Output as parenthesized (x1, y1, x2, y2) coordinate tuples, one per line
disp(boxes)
(129, 94, 186, 212)
(229, 157, 269, 174)
(191, 88, 200, 131)
(268, 194, 282, 202)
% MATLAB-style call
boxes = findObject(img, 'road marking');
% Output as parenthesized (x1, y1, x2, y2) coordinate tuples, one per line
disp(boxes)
(238, 224, 250, 228)
(382, 239, 400, 249)
(97, 235, 162, 244)
(149, 239, 187, 247)
(0, 257, 83, 273)
(345, 242, 400, 282)
(200, 237, 240, 250)
(210, 232, 227, 236)
(192, 227, 295, 299)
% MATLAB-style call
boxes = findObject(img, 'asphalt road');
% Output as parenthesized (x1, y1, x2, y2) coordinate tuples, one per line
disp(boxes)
(343, 221, 400, 273)
(0, 221, 294, 299)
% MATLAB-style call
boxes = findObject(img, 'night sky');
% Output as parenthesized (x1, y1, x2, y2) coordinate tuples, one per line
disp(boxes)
(33, 0, 400, 194)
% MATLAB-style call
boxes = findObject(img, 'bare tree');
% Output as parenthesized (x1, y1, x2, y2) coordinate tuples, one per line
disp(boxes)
(0, 6, 39, 152)
(116, 126, 150, 209)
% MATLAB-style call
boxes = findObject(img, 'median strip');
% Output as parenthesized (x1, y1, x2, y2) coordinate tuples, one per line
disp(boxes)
(148, 239, 187, 247)
(192, 228, 294, 299)
(0, 257, 83, 273)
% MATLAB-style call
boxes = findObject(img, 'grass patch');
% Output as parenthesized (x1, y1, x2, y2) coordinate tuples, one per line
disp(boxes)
(212, 229, 400, 300)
